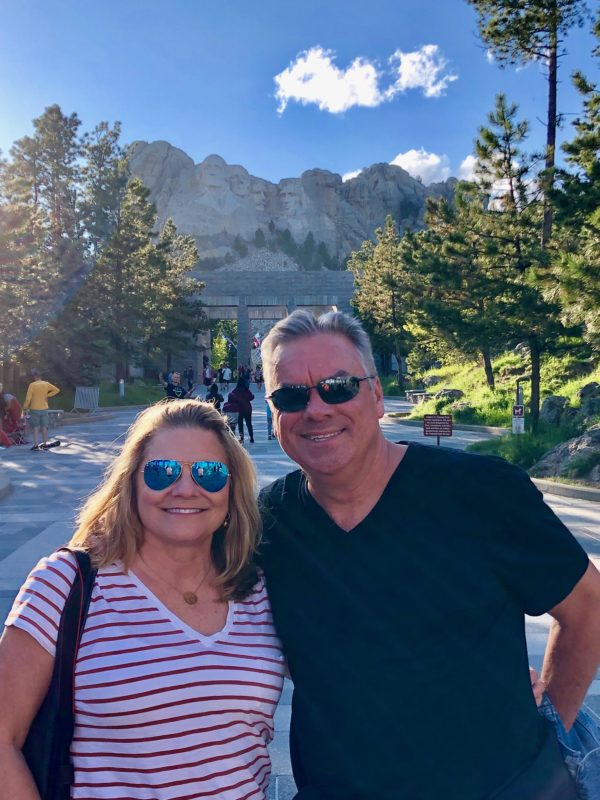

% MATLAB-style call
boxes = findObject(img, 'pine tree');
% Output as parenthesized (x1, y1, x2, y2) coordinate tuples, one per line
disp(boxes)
(349, 216, 419, 391)
(552, 19, 600, 350)
(467, 0, 589, 245)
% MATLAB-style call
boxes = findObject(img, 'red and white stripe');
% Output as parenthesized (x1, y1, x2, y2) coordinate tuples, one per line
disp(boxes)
(7, 551, 285, 800)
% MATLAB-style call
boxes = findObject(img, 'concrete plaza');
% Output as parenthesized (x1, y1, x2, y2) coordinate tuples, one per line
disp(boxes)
(1, 396, 599, 799)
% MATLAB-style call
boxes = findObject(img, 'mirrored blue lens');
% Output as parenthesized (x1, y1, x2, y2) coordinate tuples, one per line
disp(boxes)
(144, 459, 182, 490)
(191, 461, 229, 493)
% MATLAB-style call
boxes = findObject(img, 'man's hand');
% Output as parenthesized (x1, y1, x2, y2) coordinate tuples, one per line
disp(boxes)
(529, 667, 546, 707)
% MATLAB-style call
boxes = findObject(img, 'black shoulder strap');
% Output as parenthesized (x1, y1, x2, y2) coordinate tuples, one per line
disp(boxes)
(23, 547, 97, 799)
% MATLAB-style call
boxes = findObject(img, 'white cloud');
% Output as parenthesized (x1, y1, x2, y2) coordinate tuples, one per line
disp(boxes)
(274, 47, 383, 114)
(274, 44, 457, 114)
(486, 50, 495, 64)
(457, 154, 477, 180)
(388, 45, 458, 99)
(342, 169, 363, 182)
(390, 148, 451, 184)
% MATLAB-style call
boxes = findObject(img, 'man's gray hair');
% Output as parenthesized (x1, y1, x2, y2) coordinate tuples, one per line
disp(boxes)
(261, 309, 377, 377)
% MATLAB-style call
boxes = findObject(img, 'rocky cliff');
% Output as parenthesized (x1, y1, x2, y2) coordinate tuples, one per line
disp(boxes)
(128, 140, 456, 267)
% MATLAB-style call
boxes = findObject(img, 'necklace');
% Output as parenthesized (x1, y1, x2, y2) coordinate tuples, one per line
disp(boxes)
(137, 551, 213, 605)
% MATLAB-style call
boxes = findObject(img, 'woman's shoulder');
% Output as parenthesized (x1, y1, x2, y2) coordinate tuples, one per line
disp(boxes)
(5, 549, 82, 656)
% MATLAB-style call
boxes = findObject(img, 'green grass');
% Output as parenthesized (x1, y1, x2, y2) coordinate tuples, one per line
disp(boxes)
(406, 351, 599, 429)
(466, 426, 578, 470)
(25, 380, 164, 411)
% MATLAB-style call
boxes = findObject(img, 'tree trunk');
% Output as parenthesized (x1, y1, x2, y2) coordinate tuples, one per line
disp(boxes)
(481, 349, 495, 390)
(395, 352, 405, 394)
(529, 336, 541, 435)
(541, 26, 558, 248)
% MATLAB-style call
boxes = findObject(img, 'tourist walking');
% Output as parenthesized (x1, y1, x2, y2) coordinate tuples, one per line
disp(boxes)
(228, 378, 254, 444)
(222, 364, 232, 391)
(0, 400, 284, 799)
(254, 366, 264, 392)
(22, 369, 60, 451)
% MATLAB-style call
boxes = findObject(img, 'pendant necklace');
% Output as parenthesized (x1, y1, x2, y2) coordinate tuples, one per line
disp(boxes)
(137, 552, 213, 605)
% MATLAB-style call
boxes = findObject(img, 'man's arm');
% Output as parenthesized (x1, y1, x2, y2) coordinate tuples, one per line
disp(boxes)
(22, 385, 32, 411)
(542, 561, 600, 730)
(46, 383, 60, 399)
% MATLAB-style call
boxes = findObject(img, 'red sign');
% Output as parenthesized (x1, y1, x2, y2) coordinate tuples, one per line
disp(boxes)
(423, 414, 453, 437)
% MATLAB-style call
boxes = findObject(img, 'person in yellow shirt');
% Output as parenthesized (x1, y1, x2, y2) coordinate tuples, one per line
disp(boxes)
(23, 369, 60, 451)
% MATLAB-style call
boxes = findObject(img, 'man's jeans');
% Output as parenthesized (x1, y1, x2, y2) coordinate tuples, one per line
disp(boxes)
(539, 695, 600, 799)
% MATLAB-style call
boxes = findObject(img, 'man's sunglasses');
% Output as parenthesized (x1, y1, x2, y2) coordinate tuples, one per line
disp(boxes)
(266, 375, 375, 413)
(142, 460, 230, 492)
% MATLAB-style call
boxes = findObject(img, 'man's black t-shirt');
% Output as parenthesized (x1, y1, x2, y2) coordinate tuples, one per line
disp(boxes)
(258, 444, 589, 800)
(165, 382, 186, 399)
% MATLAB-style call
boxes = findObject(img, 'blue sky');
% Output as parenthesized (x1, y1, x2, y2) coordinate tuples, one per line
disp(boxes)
(0, 0, 597, 184)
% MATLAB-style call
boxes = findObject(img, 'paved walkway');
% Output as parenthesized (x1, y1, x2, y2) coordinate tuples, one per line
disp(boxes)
(1, 395, 599, 799)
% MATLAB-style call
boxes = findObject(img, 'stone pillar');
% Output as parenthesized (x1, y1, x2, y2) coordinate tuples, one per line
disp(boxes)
(196, 330, 210, 375)
(237, 301, 250, 372)
(286, 297, 296, 316)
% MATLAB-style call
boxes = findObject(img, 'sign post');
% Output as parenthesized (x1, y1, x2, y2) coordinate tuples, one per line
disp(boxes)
(423, 414, 453, 446)
(512, 404, 525, 434)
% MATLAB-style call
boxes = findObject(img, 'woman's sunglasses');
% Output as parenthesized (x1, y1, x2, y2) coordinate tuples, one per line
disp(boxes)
(142, 460, 230, 492)
(266, 375, 375, 413)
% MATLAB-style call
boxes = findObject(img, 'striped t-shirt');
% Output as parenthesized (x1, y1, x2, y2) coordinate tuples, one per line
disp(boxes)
(7, 550, 285, 800)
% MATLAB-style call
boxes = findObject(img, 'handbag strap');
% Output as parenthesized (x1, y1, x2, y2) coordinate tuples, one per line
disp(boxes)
(54, 547, 97, 782)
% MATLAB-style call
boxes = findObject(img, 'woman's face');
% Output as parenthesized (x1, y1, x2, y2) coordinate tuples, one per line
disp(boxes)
(135, 426, 230, 551)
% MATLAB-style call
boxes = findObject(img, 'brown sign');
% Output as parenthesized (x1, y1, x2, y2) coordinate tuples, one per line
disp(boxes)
(423, 414, 453, 437)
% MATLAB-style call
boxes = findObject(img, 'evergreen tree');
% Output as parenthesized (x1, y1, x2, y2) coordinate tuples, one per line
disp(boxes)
(300, 231, 317, 270)
(552, 19, 600, 350)
(470, 94, 565, 430)
(80, 121, 128, 253)
(145, 218, 204, 367)
(0, 105, 86, 358)
(253, 228, 266, 248)
(467, 0, 589, 245)
(349, 216, 419, 392)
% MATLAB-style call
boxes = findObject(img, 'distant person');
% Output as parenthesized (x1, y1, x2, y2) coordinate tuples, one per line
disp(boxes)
(265, 398, 274, 440)
(229, 379, 254, 444)
(164, 372, 186, 400)
(222, 365, 232, 391)
(222, 394, 239, 436)
(0, 385, 25, 444)
(23, 369, 60, 451)
(183, 365, 195, 392)
(254, 366, 264, 392)
(203, 364, 213, 388)
(205, 382, 224, 413)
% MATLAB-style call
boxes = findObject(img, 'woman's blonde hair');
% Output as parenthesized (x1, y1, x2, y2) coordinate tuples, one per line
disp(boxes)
(69, 400, 260, 600)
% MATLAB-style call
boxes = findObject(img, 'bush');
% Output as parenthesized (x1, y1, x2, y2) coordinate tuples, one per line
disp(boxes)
(564, 451, 600, 479)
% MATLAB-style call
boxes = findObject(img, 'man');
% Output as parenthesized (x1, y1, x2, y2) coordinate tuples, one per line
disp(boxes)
(164, 371, 186, 400)
(222, 364, 232, 392)
(22, 369, 60, 451)
(259, 310, 600, 800)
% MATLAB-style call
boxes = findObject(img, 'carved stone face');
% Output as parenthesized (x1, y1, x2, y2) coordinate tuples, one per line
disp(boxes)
(196, 156, 227, 193)
(228, 168, 251, 198)
(250, 179, 269, 212)
(278, 179, 303, 215)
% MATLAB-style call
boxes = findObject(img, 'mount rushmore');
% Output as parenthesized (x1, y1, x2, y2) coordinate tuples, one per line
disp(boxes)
(128, 140, 457, 269)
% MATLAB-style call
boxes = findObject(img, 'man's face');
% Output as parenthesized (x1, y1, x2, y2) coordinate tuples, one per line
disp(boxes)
(172, 373, 181, 385)
(265, 333, 384, 480)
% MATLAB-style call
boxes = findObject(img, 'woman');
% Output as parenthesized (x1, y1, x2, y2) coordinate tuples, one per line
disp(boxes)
(0, 400, 285, 799)
(205, 381, 224, 412)
(229, 378, 255, 445)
